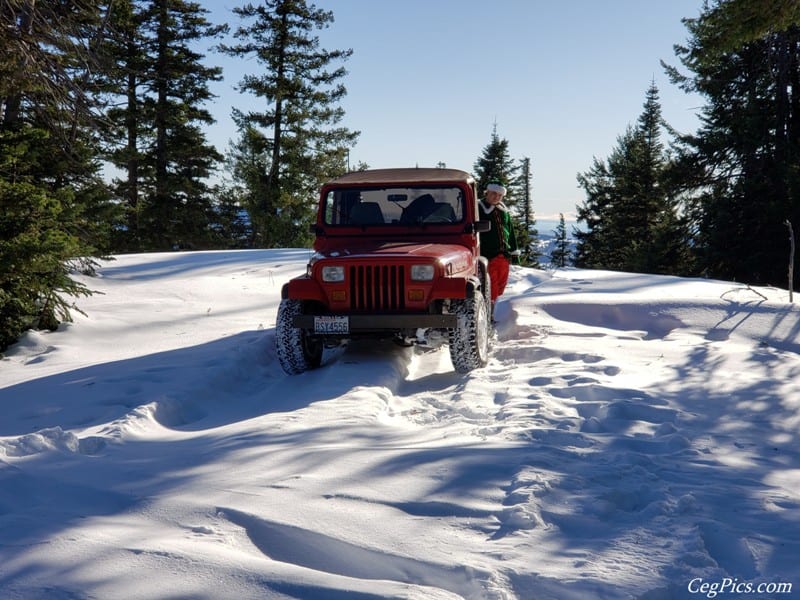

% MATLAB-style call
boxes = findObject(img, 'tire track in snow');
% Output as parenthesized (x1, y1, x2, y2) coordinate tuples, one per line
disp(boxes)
(366, 289, 713, 597)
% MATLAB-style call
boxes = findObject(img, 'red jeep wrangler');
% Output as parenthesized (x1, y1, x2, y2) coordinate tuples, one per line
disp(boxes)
(275, 167, 493, 374)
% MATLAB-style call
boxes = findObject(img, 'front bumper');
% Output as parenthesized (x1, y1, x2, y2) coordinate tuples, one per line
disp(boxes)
(293, 313, 457, 332)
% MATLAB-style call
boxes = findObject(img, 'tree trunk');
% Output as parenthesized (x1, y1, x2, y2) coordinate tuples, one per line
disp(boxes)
(786, 220, 795, 302)
(266, 8, 290, 239)
(126, 39, 140, 245)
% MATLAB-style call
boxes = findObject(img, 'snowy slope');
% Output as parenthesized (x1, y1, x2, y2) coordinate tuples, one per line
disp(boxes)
(1, 249, 799, 599)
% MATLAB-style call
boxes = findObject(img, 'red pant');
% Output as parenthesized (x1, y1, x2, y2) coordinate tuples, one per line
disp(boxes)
(487, 255, 510, 302)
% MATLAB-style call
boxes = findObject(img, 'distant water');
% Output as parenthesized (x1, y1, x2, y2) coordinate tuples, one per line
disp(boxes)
(527, 218, 582, 266)
(533, 219, 583, 240)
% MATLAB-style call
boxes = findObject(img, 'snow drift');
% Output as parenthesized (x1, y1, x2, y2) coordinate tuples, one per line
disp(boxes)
(1, 249, 798, 599)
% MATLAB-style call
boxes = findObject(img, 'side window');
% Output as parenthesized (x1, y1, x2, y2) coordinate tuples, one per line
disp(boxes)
(324, 191, 336, 224)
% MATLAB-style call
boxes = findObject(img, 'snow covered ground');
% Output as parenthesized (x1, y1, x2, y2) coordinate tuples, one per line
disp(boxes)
(1, 249, 799, 600)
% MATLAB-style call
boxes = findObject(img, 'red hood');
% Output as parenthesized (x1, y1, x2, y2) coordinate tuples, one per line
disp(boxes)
(319, 242, 471, 262)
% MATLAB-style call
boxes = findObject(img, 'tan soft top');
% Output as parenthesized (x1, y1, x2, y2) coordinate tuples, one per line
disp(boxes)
(325, 168, 474, 186)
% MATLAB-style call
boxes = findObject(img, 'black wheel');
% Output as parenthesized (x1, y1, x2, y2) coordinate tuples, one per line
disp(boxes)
(448, 291, 490, 373)
(275, 299, 323, 374)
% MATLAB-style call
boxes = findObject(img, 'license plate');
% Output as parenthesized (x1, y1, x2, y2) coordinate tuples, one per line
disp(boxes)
(314, 315, 349, 334)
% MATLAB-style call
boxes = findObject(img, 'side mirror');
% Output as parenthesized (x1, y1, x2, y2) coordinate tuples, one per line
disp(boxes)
(309, 224, 325, 236)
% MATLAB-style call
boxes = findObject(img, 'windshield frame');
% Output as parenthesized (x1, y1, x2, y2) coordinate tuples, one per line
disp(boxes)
(323, 185, 466, 227)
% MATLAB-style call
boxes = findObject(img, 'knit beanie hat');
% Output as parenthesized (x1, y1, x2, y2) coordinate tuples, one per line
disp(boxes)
(486, 182, 507, 196)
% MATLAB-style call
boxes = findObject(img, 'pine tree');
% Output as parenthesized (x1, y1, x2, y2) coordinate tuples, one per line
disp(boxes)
(100, 0, 226, 251)
(665, 1, 800, 285)
(1, 1, 113, 350)
(223, 124, 271, 247)
(219, 0, 358, 248)
(473, 125, 540, 265)
(573, 140, 626, 269)
(690, 0, 800, 55)
(574, 82, 689, 274)
(146, 0, 226, 249)
(209, 182, 252, 248)
(549, 213, 572, 268)
(94, 0, 146, 249)
(473, 124, 518, 196)
(517, 157, 540, 267)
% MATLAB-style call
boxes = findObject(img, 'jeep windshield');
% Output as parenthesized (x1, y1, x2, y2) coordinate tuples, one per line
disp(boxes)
(323, 186, 465, 226)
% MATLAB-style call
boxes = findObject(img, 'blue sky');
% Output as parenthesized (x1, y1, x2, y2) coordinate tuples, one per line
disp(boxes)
(204, 1, 705, 219)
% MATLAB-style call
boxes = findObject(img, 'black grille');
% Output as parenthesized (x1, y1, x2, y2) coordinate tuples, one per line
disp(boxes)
(350, 265, 405, 311)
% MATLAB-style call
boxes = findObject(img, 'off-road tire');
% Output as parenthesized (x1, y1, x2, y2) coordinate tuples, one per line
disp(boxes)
(448, 291, 490, 373)
(276, 299, 323, 374)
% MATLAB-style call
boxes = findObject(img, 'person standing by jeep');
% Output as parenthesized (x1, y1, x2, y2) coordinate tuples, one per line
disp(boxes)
(479, 182, 520, 306)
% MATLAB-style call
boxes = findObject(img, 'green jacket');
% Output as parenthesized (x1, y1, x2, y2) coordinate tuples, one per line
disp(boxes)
(478, 199, 519, 260)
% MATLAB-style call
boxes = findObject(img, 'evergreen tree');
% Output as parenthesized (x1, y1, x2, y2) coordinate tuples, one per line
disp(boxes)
(665, 1, 800, 285)
(209, 182, 252, 248)
(574, 82, 690, 274)
(1, 1, 113, 350)
(223, 124, 270, 247)
(473, 125, 540, 265)
(219, 0, 358, 248)
(517, 157, 540, 267)
(94, 0, 147, 249)
(573, 136, 628, 269)
(473, 124, 519, 198)
(100, 0, 226, 251)
(692, 0, 800, 54)
(549, 213, 572, 268)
